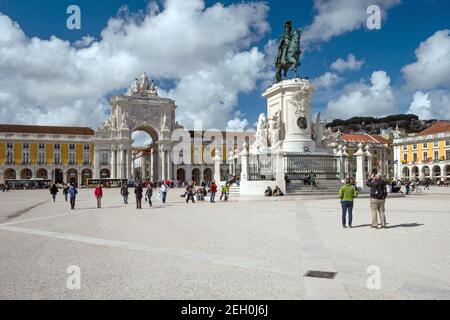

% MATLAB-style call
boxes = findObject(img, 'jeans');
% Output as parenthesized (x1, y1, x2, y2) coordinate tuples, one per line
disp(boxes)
(123, 195, 128, 204)
(341, 201, 353, 226)
(96, 197, 102, 208)
(210, 192, 216, 203)
(161, 192, 167, 204)
(136, 197, 142, 209)
(52, 194, 56, 202)
(186, 193, 195, 203)
(64, 194, 68, 201)
(70, 197, 76, 210)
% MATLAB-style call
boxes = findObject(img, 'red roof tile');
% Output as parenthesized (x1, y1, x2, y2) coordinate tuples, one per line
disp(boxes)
(0, 124, 94, 136)
(417, 121, 450, 136)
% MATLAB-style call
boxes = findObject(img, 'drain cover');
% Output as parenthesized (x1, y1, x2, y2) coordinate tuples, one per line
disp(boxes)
(304, 270, 337, 279)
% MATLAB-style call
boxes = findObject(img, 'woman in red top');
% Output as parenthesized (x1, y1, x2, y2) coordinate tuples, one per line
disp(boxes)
(210, 180, 218, 203)
(94, 184, 103, 208)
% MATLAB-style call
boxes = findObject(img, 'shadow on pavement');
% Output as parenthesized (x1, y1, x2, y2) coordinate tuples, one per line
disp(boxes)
(386, 223, 424, 229)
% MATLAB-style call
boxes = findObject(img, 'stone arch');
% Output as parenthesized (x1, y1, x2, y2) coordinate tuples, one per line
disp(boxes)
(432, 165, 441, 178)
(81, 169, 93, 186)
(411, 166, 419, 177)
(4, 168, 16, 180)
(36, 168, 48, 179)
(20, 168, 32, 179)
(177, 168, 186, 182)
(402, 167, 410, 178)
(422, 166, 430, 177)
(203, 168, 212, 182)
(445, 165, 450, 177)
(100, 168, 110, 179)
(192, 168, 201, 185)
(54, 168, 64, 184)
(67, 168, 78, 185)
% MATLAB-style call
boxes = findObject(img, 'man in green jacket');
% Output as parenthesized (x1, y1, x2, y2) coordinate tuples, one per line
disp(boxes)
(338, 177, 359, 228)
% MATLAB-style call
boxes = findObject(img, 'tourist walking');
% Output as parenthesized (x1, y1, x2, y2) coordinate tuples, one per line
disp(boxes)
(160, 182, 169, 204)
(68, 184, 78, 210)
(210, 180, 217, 203)
(63, 184, 69, 201)
(134, 182, 144, 209)
(220, 184, 229, 202)
(94, 184, 103, 208)
(120, 184, 129, 204)
(338, 178, 359, 228)
(366, 173, 388, 229)
(145, 185, 153, 207)
(49, 184, 59, 202)
(186, 184, 195, 203)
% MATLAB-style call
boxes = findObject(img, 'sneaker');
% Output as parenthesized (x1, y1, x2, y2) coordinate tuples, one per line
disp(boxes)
(342, 225, 347, 229)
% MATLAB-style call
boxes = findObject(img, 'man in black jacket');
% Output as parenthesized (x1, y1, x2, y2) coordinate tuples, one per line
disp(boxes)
(366, 173, 388, 229)
(134, 182, 144, 209)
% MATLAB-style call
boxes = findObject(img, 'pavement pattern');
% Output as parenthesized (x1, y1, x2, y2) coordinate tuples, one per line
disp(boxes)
(0, 187, 449, 300)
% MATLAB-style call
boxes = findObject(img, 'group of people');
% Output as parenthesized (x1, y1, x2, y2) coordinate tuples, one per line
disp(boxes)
(183, 180, 231, 203)
(49, 183, 78, 209)
(264, 186, 284, 197)
(0, 183, 11, 192)
(338, 170, 388, 229)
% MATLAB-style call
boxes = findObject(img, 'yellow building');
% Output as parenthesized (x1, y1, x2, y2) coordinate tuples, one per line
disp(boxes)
(393, 121, 450, 181)
(0, 124, 95, 187)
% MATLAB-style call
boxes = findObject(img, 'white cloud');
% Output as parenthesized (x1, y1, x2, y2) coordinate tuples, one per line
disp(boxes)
(402, 29, 450, 90)
(323, 71, 396, 119)
(313, 72, 343, 90)
(302, 0, 401, 44)
(330, 54, 364, 72)
(407, 90, 450, 120)
(226, 117, 249, 132)
(0, 0, 271, 129)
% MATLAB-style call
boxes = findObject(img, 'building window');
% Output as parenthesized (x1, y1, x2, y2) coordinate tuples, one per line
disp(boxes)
(22, 152, 30, 164)
(23, 143, 29, 149)
(83, 153, 90, 165)
(101, 153, 109, 165)
(434, 151, 439, 161)
(69, 144, 75, 150)
(447, 150, 450, 160)
(6, 151, 14, 164)
(38, 152, 45, 164)
(69, 153, 76, 165)
(403, 145, 407, 151)
(413, 153, 418, 162)
(423, 143, 428, 148)
(412, 144, 417, 150)
(423, 152, 428, 162)
(55, 144, 61, 150)
(83, 144, 90, 151)
(403, 154, 407, 162)
(54, 153, 61, 165)
(434, 142, 439, 148)
(6, 142, 13, 149)
(446, 140, 450, 147)
(39, 143, 45, 150)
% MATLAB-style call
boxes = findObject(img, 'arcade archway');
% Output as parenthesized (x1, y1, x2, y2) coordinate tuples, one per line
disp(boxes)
(177, 168, 186, 182)
(67, 169, 78, 185)
(4, 168, 16, 180)
(20, 168, 32, 179)
(36, 168, 48, 179)
(81, 169, 92, 186)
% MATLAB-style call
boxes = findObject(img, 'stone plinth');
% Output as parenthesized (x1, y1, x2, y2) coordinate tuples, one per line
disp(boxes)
(263, 78, 316, 154)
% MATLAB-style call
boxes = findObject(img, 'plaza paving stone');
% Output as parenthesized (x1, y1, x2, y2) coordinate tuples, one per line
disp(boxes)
(0, 187, 449, 299)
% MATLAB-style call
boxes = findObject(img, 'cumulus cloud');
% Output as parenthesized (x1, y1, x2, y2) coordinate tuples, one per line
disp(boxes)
(407, 90, 450, 121)
(330, 54, 364, 72)
(313, 72, 343, 90)
(402, 29, 450, 90)
(303, 0, 401, 44)
(226, 117, 249, 131)
(323, 71, 396, 119)
(0, 0, 271, 129)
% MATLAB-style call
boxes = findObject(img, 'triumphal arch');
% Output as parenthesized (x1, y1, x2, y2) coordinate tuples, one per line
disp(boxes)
(93, 73, 177, 182)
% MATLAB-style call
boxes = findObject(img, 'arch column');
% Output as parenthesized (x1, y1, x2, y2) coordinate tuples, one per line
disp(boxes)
(111, 146, 117, 179)
(94, 146, 101, 179)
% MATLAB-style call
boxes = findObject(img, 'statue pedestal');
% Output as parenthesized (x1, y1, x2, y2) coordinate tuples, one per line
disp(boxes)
(263, 78, 316, 154)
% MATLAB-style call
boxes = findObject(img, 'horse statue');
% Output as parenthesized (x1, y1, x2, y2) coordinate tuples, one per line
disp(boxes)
(274, 20, 302, 83)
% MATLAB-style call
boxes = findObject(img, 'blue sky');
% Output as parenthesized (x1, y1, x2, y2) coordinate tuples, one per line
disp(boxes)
(0, 0, 449, 131)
